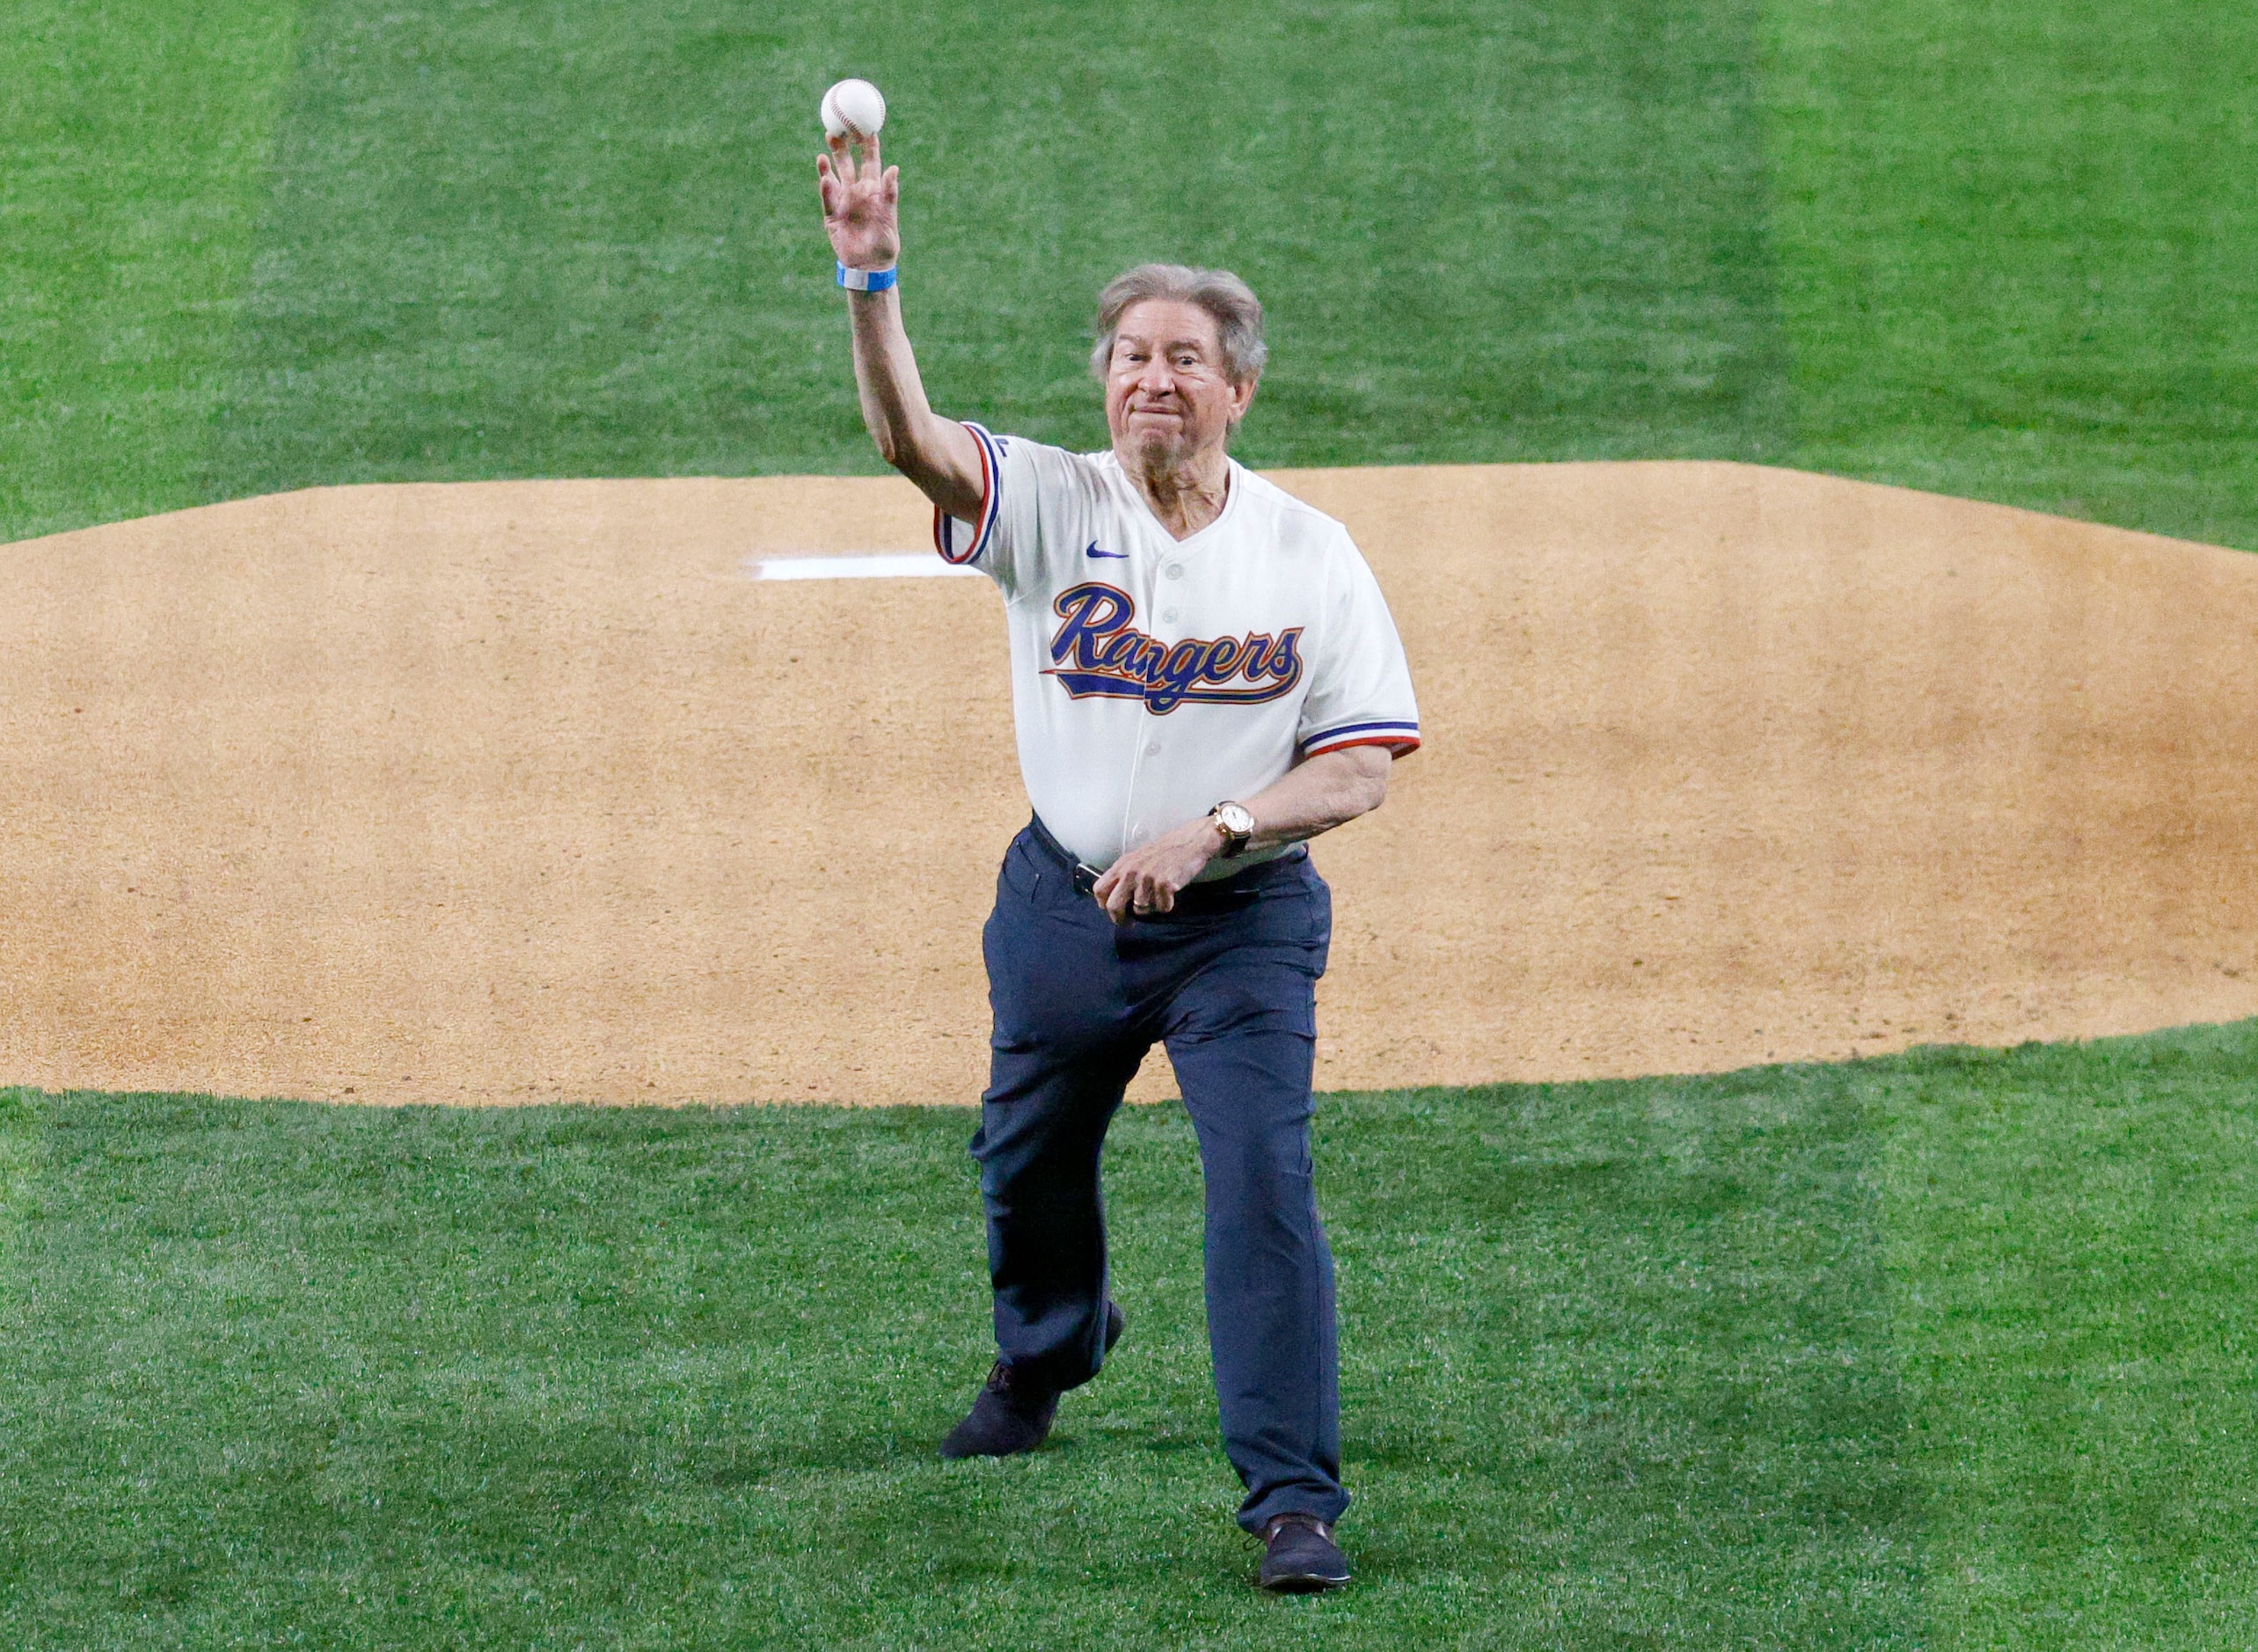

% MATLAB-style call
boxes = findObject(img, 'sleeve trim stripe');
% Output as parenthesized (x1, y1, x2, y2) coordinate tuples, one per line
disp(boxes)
(932, 420, 1002, 566)
(966, 421, 1004, 559)
(1304, 734, 1422, 757)
(1304, 718, 1421, 745)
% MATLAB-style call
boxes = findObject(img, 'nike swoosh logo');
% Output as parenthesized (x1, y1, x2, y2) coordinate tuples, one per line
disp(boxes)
(1084, 541, 1128, 559)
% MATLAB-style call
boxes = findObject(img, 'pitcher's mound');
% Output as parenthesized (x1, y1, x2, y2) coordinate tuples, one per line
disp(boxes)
(5, 463, 2257, 1107)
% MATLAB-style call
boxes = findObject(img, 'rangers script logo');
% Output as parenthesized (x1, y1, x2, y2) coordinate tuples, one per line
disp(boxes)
(1044, 582, 1304, 714)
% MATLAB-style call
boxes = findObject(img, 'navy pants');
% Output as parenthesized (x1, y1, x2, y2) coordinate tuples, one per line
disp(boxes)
(971, 816, 1348, 1531)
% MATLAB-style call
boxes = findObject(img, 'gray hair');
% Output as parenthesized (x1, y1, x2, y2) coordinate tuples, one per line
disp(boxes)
(1088, 264, 1268, 386)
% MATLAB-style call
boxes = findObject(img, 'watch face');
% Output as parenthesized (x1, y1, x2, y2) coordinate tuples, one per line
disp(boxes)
(1217, 802, 1254, 837)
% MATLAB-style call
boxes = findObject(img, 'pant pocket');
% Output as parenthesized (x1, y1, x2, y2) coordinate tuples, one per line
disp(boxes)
(998, 831, 1050, 905)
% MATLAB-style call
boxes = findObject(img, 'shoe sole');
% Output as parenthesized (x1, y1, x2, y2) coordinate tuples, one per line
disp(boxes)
(1260, 1570, 1350, 1595)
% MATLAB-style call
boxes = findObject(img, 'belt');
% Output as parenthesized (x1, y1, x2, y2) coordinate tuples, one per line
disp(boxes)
(1026, 815, 1305, 907)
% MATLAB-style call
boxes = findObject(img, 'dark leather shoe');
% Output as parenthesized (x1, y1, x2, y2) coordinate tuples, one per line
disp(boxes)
(937, 1360, 1058, 1458)
(938, 1301, 1124, 1460)
(1257, 1512, 1350, 1593)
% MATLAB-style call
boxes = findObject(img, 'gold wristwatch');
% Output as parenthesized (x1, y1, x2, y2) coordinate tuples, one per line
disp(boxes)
(1209, 800, 1255, 859)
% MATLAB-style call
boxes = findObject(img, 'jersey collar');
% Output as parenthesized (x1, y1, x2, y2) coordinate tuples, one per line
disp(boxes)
(1103, 452, 1245, 559)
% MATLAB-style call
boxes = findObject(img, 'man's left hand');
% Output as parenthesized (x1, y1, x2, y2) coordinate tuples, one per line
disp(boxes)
(1091, 817, 1225, 925)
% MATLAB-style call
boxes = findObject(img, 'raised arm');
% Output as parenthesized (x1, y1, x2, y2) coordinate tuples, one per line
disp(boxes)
(815, 132, 985, 523)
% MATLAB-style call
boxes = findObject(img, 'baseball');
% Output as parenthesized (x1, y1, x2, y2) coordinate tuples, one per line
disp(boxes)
(822, 78, 886, 141)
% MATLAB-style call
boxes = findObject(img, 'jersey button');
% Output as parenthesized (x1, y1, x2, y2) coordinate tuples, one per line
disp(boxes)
(1163, 608, 1179, 623)
(1144, 742, 1161, 757)
(1165, 565, 1185, 581)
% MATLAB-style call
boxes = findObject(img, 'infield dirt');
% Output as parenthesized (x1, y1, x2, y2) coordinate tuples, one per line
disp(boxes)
(5, 464, 2256, 1107)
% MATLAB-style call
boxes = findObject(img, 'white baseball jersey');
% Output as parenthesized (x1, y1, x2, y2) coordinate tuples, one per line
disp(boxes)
(935, 422, 1421, 877)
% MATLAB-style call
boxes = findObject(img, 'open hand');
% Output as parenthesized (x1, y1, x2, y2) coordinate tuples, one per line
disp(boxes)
(1091, 817, 1226, 925)
(816, 132, 899, 272)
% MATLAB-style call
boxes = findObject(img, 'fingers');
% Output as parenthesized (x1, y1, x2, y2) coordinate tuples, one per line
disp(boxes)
(1091, 866, 1131, 925)
(818, 150, 897, 238)
(1125, 874, 1173, 915)
(822, 134, 896, 212)
(828, 130, 885, 183)
(1092, 859, 1178, 923)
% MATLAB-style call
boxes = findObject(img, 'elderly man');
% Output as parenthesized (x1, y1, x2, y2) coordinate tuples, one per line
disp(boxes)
(817, 127, 1419, 1592)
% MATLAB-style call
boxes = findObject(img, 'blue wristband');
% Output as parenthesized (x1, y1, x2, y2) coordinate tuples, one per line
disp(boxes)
(836, 261, 898, 293)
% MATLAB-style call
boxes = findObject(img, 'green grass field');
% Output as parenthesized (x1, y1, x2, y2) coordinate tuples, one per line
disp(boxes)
(6, 1, 2258, 1645)
(7, 1030, 2258, 1648)
(5, 0, 2257, 545)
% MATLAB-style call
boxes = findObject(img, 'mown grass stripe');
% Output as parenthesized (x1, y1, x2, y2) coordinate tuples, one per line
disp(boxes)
(0, 1088, 47, 1620)
(1764, 0, 2258, 549)
(0, 1089, 42, 1298)
(1874, 1027, 2258, 1648)
(0, 0, 301, 544)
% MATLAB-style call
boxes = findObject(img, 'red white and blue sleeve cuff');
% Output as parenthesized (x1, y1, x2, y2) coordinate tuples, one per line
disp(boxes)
(1302, 718, 1422, 757)
(932, 420, 1005, 566)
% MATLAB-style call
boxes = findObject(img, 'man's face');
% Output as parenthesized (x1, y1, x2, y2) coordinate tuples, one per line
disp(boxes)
(1102, 298, 1258, 470)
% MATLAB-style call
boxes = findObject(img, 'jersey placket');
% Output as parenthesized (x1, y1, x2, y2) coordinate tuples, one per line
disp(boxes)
(1116, 539, 1193, 852)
